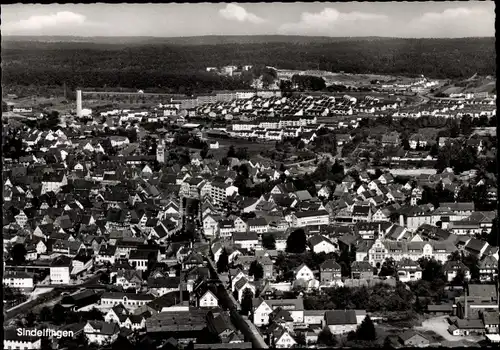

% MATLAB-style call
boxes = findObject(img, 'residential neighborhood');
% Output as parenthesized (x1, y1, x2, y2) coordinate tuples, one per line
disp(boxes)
(2, 3, 498, 350)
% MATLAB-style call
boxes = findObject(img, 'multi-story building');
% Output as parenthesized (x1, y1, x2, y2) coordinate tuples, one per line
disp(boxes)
(50, 255, 72, 285)
(291, 210, 330, 228)
(3, 271, 34, 291)
(200, 181, 239, 207)
(363, 238, 456, 267)
(396, 258, 423, 282)
(180, 177, 206, 199)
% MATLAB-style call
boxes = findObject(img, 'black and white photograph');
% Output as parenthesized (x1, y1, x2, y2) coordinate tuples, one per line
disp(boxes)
(1, 1, 498, 349)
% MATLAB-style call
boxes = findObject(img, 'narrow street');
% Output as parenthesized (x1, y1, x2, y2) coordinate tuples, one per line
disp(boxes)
(206, 256, 269, 349)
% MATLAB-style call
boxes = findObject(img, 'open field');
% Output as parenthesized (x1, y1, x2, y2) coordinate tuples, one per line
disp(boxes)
(383, 168, 437, 176)
(326, 73, 419, 86)
(4, 96, 74, 114)
(206, 137, 276, 156)
(473, 127, 496, 136)
(439, 76, 496, 96)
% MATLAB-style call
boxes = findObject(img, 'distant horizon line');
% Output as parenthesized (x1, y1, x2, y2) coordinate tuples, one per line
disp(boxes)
(3, 34, 495, 39)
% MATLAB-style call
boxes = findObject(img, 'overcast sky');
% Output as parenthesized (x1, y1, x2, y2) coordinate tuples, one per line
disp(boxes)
(1, 2, 495, 38)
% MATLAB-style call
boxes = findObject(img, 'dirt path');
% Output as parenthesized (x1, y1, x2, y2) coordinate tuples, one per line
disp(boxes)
(415, 316, 462, 342)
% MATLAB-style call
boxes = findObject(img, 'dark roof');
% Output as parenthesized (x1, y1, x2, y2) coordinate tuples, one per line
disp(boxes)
(87, 320, 120, 335)
(147, 277, 180, 289)
(50, 255, 73, 267)
(293, 210, 329, 218)
(427, 304, 454, 312)
(468, 284, 498, 299)
(146, 309, 208, 332)
(399, 331, 429, 343)
(464, 238, 486, 253)
(325, 310, 357, 325)
(351, 261, 373, 272)
(233, 231, 258, 241)
(352, 205, 370, 216)
(129, 249, 153, 260)
(207, 312, 235, 334)
(320, 259, 341, 271)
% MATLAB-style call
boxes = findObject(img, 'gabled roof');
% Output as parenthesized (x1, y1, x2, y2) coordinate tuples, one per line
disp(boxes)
(399, 330, 429, 343)
(86, 320, 120, 335)
(308, 235, 334, 247)
(443, 260, 469, 272)
(324, 310, 357, 325)
(295, 263, 312, 274)
(464, 238, 487, 253)
(439, 202, 475, 212)
(320, 259, 341, 271)
(233, 231, 258, 241)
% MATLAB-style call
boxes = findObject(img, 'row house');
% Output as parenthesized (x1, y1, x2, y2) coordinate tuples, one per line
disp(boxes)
(100, 292, 154, 309)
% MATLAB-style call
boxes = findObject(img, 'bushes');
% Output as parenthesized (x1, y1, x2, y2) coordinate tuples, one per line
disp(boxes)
(304, 282, 415, 312)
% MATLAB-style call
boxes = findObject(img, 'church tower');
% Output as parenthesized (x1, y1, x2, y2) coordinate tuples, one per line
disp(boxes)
(156, 140, 166, 163)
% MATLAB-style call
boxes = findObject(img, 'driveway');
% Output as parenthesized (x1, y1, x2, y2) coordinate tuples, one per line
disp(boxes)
(415, 316, 463, 342)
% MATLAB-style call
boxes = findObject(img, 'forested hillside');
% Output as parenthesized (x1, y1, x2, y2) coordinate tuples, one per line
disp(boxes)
(2, 37, 495, 92)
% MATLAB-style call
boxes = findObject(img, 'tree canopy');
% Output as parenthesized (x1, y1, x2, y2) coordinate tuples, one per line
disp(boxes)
(241, 288, 254, 315)
(317, 327, 337, 346)
(356, 315, 377, 341)
(216, 249, 229, 273)
(10, 243, 27, 265)
(249, 261, 264, 281)
(262, 233, 276, 250)
(286, 228, 307, 254)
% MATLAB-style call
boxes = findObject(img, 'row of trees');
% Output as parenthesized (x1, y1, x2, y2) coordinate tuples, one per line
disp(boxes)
(311, 160, 345, 184)
(173, 131, 208, 149)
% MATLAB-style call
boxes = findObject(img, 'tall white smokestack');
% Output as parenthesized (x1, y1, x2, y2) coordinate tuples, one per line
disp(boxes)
(76, 90, 82, 117)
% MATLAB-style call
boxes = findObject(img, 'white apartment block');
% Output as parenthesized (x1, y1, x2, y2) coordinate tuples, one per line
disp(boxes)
(200, 182, 238, 206)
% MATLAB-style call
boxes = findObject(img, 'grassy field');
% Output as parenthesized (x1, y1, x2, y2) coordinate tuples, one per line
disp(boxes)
(207, 137, 276, 156)
(440, 76, 496, 95)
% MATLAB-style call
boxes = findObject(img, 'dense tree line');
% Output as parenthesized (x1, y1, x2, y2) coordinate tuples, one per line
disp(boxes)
(3, 37, 495, 92)
(292, 74, 326, 91)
